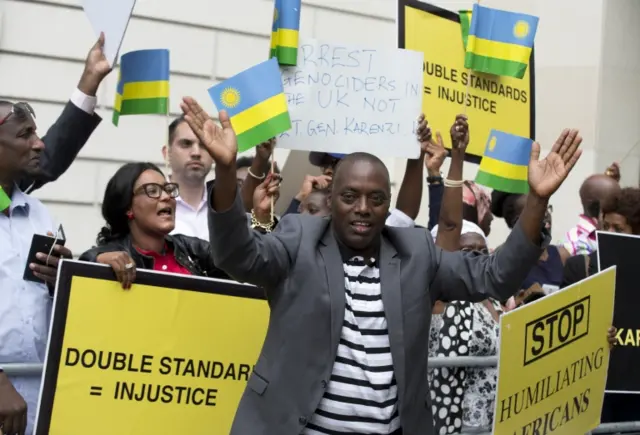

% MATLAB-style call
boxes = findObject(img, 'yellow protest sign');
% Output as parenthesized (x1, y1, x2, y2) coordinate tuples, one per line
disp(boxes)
(35, 261, 269, 435)
(493, 267, 616, 435)
(398, 1, 535, 161)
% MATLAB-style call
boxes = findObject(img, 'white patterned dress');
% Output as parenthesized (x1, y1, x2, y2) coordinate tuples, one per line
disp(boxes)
(428, 300, 501, 433)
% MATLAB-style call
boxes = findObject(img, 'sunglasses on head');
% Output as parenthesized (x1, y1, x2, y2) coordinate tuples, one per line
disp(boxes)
(0, 102, 35, 127)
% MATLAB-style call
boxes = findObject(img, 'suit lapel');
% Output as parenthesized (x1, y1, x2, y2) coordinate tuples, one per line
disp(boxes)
(380, 235, 405, 401)
(319, 225, 346, 363)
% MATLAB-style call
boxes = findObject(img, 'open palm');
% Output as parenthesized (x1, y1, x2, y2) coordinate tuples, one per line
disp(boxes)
(528, 129, 582, 199)
(180, 97, 237, 167)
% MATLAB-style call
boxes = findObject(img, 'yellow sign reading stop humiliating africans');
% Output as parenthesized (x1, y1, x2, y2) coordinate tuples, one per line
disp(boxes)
(398, 1, 535, 161)
(493, 267, 616, 435)
(34, 261, 269, 435)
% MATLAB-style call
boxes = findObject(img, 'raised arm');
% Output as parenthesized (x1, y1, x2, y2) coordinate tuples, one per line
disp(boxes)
(394, 114, 431, 220)
(181, 97, 299, 290)
(434, 115, 468, 251)
(430, 129, 583, 303)
(18, 34, 109, 193)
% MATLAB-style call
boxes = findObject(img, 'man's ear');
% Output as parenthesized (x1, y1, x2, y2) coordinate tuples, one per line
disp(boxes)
(161, 145, 169, 161)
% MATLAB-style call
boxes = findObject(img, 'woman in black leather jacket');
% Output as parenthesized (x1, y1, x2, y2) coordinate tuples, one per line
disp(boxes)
(80, 162, 230, 287)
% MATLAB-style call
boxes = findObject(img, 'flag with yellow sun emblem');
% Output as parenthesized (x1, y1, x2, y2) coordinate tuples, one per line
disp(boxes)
(464, 4, 539, 79)
(208, 58, 291, 152)
(475, 129, 532, 194)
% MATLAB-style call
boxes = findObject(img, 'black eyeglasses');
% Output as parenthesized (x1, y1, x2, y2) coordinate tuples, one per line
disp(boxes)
(134, 183, 179, 199)
(0, 102, 35, 127)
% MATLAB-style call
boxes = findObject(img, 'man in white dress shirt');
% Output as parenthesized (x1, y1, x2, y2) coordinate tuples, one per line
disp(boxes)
(163, 115, 214, 240)
(0, 35, 110, 435)
(164, 119, 276, 240)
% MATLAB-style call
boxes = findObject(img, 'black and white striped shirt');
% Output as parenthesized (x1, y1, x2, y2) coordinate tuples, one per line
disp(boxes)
(304, 256, 400, 434)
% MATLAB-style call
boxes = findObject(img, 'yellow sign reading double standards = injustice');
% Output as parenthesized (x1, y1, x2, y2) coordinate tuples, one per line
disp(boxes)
(35, 261, 269, 435)
(493, 267, 616, 435)
(398, 1, 535, 161)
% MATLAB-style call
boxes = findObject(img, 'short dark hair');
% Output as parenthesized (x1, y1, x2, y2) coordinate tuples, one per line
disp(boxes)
(602, 187, 640, 234)
(97, 162, 164, 245)
(333, 152, 390, 191)
(167, 115, 186, 145)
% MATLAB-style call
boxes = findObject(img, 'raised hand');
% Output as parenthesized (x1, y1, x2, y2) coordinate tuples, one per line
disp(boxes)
(78, 32, 112, 96)
(180, 97, 237, 167)
(424, 132, 447, 175)
(450, 114, 469, 151)
(528, 129, 582, 199)
(256, 138, 276, 161)
(415, 114, 432, 144)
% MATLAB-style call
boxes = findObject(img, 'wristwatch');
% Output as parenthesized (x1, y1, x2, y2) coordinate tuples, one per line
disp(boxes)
(426, 175, 443, 184)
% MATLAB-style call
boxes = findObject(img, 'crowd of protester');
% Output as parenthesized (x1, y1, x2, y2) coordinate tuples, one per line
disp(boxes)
(0, 36, 634, 435)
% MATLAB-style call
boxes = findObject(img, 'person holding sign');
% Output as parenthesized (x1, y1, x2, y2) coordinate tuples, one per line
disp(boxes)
(80, 162, 282, 287)
(0, 35, 112, 435)
(181, 94, 582, 434)
(79, 163, 227, 286)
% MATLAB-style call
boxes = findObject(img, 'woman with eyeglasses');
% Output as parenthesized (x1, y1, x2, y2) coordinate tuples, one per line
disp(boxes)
(80, 162, 229, 288)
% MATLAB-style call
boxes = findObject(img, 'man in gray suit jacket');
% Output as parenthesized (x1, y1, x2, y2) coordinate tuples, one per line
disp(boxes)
(180, 97, 582, 435)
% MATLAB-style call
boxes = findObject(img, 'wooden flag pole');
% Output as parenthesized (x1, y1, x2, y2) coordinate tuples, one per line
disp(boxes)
(270, 145, 276, 222)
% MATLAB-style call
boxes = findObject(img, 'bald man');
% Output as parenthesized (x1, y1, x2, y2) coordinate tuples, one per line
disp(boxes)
(563, 173, 621, 255)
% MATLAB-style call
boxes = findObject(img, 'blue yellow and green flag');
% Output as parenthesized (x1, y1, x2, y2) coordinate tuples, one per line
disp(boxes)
(208, 58, 291, 152)
(270, 0, 281, 59)
(0, 186, 10, 212)
(459, 10, 472, 51)
(113, 49, 170, 126)
(475, 129, 533, 194)
(269, 0, 300, 66)
(464, 4, 538, 79)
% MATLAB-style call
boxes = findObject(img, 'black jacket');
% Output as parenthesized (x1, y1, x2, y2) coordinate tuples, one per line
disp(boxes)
(79, 234, 230, 280)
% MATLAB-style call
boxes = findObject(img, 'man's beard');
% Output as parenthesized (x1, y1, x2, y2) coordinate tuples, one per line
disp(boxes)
(183, 167, 207, 184)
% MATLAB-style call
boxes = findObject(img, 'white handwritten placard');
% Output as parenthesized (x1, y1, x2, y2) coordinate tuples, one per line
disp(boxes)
(277, 39, 424, 158)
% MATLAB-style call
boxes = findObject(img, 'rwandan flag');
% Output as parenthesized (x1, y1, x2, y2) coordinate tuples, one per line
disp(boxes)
(464, 4, 538, 79)
(208, 58, 291, 152)
(475, 129, 533, 194)
(269, 0, 300, 66)
(459, 10, 472, 51)
(269, 0, 281, 58)
(0, 186, 10, 212)
(113, 49, 170, 126)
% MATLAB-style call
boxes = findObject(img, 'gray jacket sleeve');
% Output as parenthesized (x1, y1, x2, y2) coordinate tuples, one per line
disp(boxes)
(429, 221, 546, 303)
(208, 189, 302, 291)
